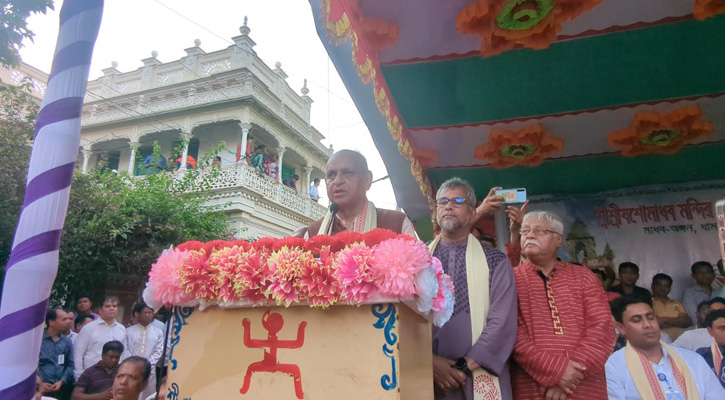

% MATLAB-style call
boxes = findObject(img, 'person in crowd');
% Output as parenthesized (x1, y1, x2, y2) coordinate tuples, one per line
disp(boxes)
(210, 156, 221, 167)
(236, 135, 254, 164)
(111, 357, 151, 400)
(711, 260, 725, 299)
(265, 154, 278, 179)
(72, 341, 124, 400)
(142, 154, 167, 174)
(429, 178, 517, 400)
(175, 154, 197, 170)
(250, 144, 266, 174)
(605, 295, 725, 399)
(74, 297, 129, 380)
(512, 211, 614, 400)
(674, 298, 725, 350)
(39, 309, 75, 400)
(62, 310, 77, 343)
(283, 174, 299, 193)
(683, 261, 717, 325)
(165, 157, 176, 172)
(593, 269, 621, 303)
(309, 178, 320, 202)
(126, 302, 163, 400)
(142, 375, 167, 400)
(73, 315, 95, 344)
(75, 296, 98, 320)
(304, 150, 417, 237)
(607, 262, 652, 302)
(696, 309, 725, 389)
(651, 273, 692, 340)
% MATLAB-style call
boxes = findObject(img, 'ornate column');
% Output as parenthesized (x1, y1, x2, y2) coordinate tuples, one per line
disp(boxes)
(304, 166, 313, 196)
(81, 148, 92, 174)
(128, 141, 139, 175)
(275, 147, 286, 183)
(238, 122, 252, 162)
(180, 131, 192, 170)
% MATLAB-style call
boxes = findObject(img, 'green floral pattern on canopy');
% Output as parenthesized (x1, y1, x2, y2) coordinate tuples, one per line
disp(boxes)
(640, 130, 681, 147)
(500, 144, 537, 159)
(496, 0, 556, 30)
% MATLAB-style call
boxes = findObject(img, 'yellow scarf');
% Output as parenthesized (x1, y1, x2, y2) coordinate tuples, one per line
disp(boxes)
(624, 341, 701, 400)
(319, 201, 377, 234)
(429, 234, 502, 400)
(712, 341, 723, 380)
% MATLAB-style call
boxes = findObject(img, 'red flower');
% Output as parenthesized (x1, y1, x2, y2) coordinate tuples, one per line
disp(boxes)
(203, 240, 231, 254)
(304, 235, 346, 255)
(395, 234, 416, 241)
(363, 228, 398, 247)
(178, 250, 216, 301)
(233, 248, 271, 305)
(335, 231, 365, 246)
(176, 240, 205, 252)
(230, 239, 252, 251)
(251, 237, 277, 254)
(272, 237, 306, 252)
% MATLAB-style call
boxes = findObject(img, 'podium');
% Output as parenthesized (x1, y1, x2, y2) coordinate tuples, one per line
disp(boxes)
(165, 303, 433, 399)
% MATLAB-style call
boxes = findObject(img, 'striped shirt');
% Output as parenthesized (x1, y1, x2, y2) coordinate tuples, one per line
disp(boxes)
(512, 262, 615, 400)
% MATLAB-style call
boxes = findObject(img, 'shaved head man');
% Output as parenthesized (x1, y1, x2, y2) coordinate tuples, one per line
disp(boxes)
(304, 150, 416, 237)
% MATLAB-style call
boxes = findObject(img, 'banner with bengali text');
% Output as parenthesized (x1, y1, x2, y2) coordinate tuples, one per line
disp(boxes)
(529, 182, 725, 300)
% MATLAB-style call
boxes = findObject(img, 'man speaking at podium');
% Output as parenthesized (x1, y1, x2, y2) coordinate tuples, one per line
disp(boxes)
(306, 150, 417, 237)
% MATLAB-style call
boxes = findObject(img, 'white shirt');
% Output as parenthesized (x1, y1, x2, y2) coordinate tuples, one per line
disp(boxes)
(150, 318, 165, 332)
(73, 318, 129, 379)
(672, 328, 713, 351)
(126, 324, 164, 365)
(606, 345, 725, 400)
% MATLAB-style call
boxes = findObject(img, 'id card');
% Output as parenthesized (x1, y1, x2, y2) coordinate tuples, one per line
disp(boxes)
(664, 389, 685, 400)
(58, 354, 64, 364)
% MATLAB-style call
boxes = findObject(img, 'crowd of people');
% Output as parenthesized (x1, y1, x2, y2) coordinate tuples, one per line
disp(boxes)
(296, 150, 725, 400)
(36, 149, 723, 399)
(37, 296, 168, 400)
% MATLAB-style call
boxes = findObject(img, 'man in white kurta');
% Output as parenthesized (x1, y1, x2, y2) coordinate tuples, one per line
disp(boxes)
(74, 297, 129, 379)
(126, 303, 164, 400)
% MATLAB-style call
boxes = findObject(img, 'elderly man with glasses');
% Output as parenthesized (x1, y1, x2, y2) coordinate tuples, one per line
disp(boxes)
(429, 178, 517, 400)
(512, 211, 614, 400)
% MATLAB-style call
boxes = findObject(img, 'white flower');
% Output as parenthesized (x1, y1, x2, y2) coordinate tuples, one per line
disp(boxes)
(414, 265, 438, 314)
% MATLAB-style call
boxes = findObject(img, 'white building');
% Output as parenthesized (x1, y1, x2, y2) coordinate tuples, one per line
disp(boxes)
(72, 18, 329, 238)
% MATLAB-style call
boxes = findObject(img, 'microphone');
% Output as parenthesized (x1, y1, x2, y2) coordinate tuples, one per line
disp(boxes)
(327, 203, 339, 235)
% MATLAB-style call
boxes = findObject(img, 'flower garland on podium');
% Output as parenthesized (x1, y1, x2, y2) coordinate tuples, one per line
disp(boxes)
(144, 229, 455, 326)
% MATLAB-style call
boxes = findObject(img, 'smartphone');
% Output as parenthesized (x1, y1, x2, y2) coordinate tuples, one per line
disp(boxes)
(494, 188, 527, 204)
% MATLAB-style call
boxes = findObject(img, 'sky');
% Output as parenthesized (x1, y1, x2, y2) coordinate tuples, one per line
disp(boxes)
(19, 0, 398, 210)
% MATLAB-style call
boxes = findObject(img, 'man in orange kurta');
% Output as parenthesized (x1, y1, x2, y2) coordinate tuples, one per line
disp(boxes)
(513, 211, 614, 400)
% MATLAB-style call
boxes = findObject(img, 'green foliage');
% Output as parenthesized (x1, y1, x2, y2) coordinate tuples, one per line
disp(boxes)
(52, 169, 233, 305)
(1, 0, 54, 67)
(0, 79, 36, 280)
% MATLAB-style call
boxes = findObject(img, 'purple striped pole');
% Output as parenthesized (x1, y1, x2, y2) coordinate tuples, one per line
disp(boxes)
(0, 1, 103, 398)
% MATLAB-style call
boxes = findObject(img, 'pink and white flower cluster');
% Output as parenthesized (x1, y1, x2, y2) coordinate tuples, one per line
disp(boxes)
(144, 229, 455, 326)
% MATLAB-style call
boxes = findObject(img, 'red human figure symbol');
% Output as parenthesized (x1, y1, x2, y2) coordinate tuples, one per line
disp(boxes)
(240, 310, 307, 399)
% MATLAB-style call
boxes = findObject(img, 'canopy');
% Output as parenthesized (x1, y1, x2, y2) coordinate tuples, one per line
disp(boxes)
(308, 0, 725, 227)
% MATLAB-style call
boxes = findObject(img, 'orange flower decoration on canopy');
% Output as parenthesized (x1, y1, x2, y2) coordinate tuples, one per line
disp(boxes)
(457, 0, 602, 57)
(475, 123, 564, 168)
(607, 104, 715, 157)
(694, 0, 725, 20)
(322, 0, 398, 83)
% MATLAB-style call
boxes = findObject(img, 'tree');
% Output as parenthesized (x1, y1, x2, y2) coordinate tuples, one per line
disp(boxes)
(0, 79, 36, 287)
(1, 0, 54, 67)
(51, 168, 233, 305)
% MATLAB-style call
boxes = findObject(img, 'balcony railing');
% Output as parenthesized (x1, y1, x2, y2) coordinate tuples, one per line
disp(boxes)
(190, 163, 327, 221)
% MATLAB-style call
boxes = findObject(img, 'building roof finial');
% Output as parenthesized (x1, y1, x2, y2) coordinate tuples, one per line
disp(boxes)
(194, 38, 202, 47)
(301, 79, 309, 95)
(240, 16, 251, 35)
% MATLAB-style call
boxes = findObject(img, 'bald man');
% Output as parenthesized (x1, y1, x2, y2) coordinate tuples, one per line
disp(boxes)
(305, 150, 416, 237)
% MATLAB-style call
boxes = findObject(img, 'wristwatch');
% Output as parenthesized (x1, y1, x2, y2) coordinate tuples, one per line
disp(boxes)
(454, 357, 471, 375)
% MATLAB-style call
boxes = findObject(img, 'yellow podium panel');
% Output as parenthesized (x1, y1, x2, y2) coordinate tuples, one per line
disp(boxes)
(166, 303, 433, 400)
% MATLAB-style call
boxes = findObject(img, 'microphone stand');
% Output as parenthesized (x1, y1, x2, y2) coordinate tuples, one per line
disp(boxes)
(327, 203, 339, 235)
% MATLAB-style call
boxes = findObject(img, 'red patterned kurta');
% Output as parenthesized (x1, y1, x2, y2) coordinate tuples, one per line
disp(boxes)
(512, 262, 614, 400)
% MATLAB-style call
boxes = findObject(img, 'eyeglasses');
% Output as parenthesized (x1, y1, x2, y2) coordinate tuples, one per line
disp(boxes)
(436, 197, 470, 207)
(519, 228, 562, 237)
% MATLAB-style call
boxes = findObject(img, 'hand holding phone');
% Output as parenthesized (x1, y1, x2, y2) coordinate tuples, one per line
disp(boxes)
(494, 188, 527, 204)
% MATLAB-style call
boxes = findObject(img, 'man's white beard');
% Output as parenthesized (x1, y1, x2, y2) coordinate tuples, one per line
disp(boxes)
(438, 218, 463, 232)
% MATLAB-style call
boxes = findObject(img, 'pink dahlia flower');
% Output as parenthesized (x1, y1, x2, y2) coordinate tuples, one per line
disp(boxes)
(370, 238, 432, 297)
(207, 246, 243, 303)
(147, 247, 196, 306)
(233, 248, 271, 305)
(334, 243, 377, 304)
(299, 246, 340, 308)
(266, 247, 315, 307)
(179, 250, 217, 301)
